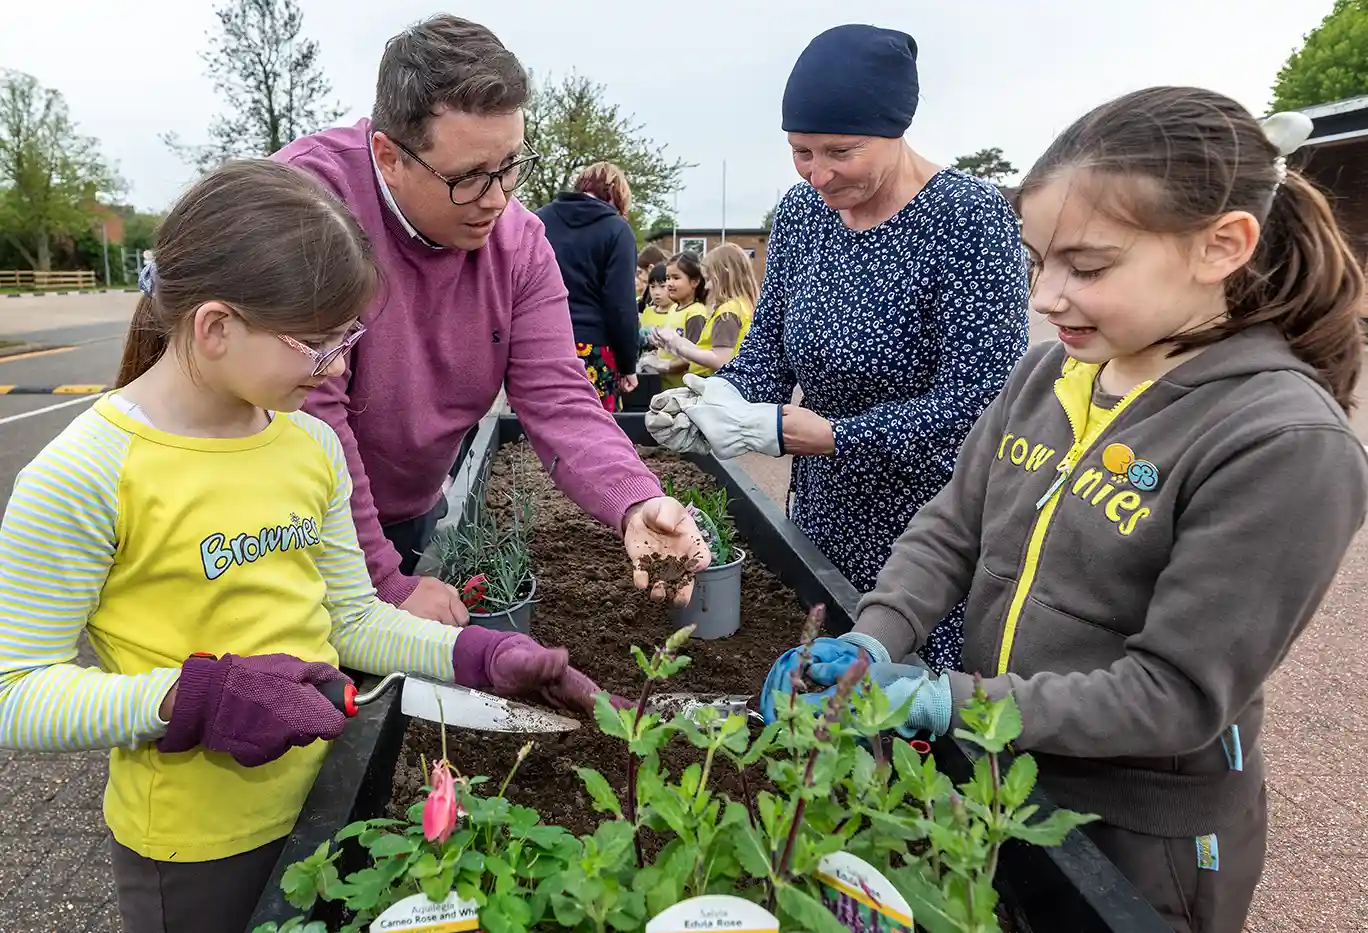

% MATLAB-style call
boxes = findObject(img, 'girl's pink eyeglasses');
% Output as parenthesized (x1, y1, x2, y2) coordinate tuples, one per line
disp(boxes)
(278, 322, 367, 377)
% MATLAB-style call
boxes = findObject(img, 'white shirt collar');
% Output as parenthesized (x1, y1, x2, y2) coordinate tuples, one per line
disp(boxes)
(369, 135, 445, 250)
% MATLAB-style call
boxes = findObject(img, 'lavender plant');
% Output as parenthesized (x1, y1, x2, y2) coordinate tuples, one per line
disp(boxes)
(428, 488, 536, 612)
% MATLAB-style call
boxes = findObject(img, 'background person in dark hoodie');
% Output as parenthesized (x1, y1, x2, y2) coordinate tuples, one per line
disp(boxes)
(767, 88, 1368, 933)
(537, 162, 640, 411)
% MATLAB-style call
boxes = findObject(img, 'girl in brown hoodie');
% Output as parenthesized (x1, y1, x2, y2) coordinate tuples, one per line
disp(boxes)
(772, 87, 1368, 933)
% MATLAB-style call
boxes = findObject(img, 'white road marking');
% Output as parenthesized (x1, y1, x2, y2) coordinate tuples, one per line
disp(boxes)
(0, 394, 98, 427)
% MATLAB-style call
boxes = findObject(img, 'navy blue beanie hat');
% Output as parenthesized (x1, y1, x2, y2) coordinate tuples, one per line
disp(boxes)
(782, 24, 919, 138)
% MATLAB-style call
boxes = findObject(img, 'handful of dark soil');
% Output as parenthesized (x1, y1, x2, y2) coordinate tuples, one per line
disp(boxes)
(636, 551, 697, 601)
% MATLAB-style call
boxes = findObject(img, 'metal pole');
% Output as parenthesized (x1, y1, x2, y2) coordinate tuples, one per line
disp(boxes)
(721, 160, 727, 243)
(101, 223, 111, 287)
(672, 189, 678, 253)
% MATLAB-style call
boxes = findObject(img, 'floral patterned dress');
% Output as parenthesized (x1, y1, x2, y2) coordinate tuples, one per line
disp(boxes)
(576, 342, 624, 412)
(716, 172, 1030, 673)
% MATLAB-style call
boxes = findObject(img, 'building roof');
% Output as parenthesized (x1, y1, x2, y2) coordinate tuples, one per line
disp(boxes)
(647, 227, 769, 239)
(1299, 94, 1368, 150)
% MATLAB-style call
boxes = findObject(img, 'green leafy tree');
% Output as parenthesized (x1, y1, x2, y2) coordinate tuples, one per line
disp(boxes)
(521, 71, 690, 245)
(163, 0, 345, 171)
(71, 207, 162, 285)
(1271, 0, 1368, 111)
(119, 208, 161, 254)
(761, 205, 776, 233)
(952, 147, 1017, 184)
(0, 70, 121, 270)
(645, 211, 676, 247)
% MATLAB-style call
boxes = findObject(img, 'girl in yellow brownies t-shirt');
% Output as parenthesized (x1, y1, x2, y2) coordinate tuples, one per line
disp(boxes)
(0, 160, 607, 933)
(643, 250, 708, 389)
(637, 260, 680, 362)
(657, 243, 757, 378)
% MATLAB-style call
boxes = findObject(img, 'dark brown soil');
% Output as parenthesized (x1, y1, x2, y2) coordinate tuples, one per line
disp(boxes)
(390, 443, 806, 838)
(637, 551, 697, 601)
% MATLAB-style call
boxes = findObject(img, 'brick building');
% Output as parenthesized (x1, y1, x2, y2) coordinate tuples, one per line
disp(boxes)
(1296, 95, 1368, 257)
(645, 227, 771, 278)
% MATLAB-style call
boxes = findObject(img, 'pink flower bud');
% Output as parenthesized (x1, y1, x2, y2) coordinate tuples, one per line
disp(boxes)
(423, 759, 462, 844)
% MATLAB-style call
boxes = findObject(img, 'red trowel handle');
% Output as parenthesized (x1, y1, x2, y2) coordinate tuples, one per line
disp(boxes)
(320, 679, 359, 717)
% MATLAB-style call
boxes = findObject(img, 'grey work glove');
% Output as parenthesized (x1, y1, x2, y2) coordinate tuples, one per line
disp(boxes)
(681, 374, 782, 460)
(646, 383, 710, 454)
(637, 351, 672, 375)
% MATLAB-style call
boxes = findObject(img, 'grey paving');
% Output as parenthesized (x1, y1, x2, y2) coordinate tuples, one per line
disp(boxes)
(0, 642, 119, 932)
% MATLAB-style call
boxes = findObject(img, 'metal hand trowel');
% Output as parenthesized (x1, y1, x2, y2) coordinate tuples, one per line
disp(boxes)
(647, 692, 764, 724)
(322, 671, 581, 733)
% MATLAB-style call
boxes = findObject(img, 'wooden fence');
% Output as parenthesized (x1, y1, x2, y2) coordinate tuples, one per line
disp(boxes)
(0, 270, 98, 290)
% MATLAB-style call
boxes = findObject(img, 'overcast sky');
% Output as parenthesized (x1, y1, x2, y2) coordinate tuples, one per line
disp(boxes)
(0, 1, 1335, 229)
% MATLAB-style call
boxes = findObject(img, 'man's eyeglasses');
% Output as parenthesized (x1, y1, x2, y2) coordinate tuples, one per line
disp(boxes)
(391, 139, 541, 206)
(279, 321, 367, 377)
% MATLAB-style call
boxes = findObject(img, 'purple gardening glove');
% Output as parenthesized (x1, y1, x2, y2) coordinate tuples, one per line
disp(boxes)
(452, 628, 612, 715)
(157, 653, 350, 767)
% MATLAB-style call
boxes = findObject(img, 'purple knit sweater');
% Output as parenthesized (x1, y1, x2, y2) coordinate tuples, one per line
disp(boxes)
(273, 120, 663, 604)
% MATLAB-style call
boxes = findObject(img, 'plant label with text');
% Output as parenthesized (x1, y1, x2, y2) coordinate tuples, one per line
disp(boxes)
(646, 894, 778, 933)
(370, 891, 480, 933)
(816, 852, 914, 933)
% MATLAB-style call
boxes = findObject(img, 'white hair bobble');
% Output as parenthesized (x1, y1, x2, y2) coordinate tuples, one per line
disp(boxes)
(138, 260, 157, 298)
(1260, 111, 1314, 187)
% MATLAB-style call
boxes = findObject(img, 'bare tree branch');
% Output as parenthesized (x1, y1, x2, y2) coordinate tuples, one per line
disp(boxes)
(163, 0, 346, 172)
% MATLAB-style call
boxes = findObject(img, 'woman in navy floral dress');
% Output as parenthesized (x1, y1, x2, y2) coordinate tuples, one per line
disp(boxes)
(647, 24, 1029, 672)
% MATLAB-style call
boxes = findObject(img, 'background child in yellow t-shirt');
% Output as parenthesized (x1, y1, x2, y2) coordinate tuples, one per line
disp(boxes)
(657, 243, 757, 377)
(643, 251, 708, 390)
(0, 160, 607, 933)
(637, 261, 678, 348)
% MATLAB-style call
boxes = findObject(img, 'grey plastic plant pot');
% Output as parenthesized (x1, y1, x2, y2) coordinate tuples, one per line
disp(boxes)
(469, 574, 536, 634)
(670, 548, 745, 640)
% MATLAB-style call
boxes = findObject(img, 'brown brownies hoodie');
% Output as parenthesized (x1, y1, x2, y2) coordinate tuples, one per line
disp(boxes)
(855, 325, 1368, 836)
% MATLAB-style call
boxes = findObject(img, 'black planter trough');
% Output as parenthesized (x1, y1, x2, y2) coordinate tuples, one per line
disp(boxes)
(621, 371, 662, 412)
(247, 413, 1172, 933)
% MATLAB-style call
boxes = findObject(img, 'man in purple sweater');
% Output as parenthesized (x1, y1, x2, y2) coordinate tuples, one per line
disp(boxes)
(272, 15, 705, 625)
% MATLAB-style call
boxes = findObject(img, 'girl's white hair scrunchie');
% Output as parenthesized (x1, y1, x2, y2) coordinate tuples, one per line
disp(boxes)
(1260, 111, 1314, 187)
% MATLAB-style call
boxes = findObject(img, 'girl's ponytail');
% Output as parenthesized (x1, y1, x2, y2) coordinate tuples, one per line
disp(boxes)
(1234, 170, 1365, 412)
(115, 294, 170, 388)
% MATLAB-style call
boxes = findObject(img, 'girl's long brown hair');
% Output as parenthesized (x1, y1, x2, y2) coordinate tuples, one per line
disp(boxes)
(117, 160, 380, 388)
(1019, 86, 1365, 411)
(702, 243, 759, 312)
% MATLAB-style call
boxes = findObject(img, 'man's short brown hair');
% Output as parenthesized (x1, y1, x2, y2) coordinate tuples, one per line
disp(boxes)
(371, 15, 529, 151)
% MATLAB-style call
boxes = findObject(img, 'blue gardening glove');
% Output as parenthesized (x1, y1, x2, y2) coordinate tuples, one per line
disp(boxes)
(883, 668, 954, 738)
(759, 633, 891, 723)
(799, 661, 953, 739)
(805, 632, 894, 684)
(763, 631, 953, 737)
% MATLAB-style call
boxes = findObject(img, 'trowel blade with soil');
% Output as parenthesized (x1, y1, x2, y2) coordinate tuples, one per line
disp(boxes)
(400, 676, 581, 733)
(648, 692, 763, 724)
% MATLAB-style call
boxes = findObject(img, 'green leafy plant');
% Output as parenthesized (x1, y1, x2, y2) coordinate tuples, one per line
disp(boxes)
(428, 488, 536, 612)
(661, 475, 735, 564)
(257, 609, 1096, 933)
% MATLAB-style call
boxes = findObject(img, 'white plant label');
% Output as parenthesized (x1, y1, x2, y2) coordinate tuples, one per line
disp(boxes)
(646, 894, 779, 933)
(370, 891, 481, 933)
(815, 851, 914, 932)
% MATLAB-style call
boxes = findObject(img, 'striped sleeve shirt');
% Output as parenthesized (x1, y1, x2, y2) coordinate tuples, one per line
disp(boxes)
(0, 401, 459, 753)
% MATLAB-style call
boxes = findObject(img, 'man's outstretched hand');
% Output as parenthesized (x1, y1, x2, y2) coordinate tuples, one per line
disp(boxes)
(623, 497, 711, 606)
